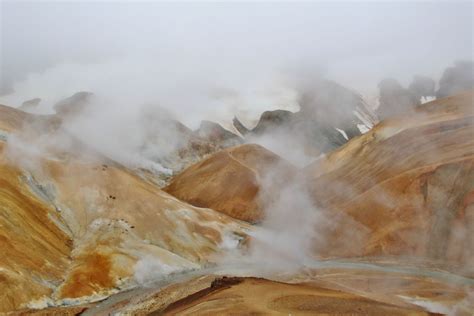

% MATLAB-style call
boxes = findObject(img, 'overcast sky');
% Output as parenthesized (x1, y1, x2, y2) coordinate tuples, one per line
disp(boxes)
(0, 1, 472, 122)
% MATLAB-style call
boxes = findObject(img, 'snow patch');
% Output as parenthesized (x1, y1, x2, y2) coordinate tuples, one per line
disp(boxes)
(420, 96, 436, 104)
(357, 123, 370, 134)
(398, 295, 452, 314)
(335, 128, 349, 140)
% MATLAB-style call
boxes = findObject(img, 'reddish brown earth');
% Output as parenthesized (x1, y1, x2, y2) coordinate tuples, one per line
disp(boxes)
(305, 90, 474, 268)
(160, 277, 436, 316)
(164, 144, 297, 222)
(17, 269, 467, 315)
(0, 105, 249, 312)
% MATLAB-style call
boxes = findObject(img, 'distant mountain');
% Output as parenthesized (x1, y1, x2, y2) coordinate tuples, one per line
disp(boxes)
(18, 97, 42, 112)
(233, 80, 378, 162)
(53, 91, 94, 117)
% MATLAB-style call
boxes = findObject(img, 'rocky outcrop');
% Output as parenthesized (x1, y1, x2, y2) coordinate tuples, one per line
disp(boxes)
(53, 91, 94, 117)
(377, 78, 421, 119)
(408, 75, 435, 101)
(232, 116, 250, 136)
(136, 109, 243, 183)
(248, 110, 294, 135)
(196, 120, 242, 148)
(18, 98, 41, 112)
(163, 91, 474, 269)
(234, 80, 377, 156)
(164, 144, 297, 222)
(436, 60, 474, 98)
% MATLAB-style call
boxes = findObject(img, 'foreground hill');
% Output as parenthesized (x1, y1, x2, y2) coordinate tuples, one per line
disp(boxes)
(305, 90, 474, 268)
(156, 276, 434, 315)
(16, 265, 472, 315)
(0, 105, 249, 312)
(164, 144, 297, 222)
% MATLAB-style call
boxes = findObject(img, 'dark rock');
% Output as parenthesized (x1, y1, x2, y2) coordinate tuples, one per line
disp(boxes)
(436, 60, 474, 98)
(197, 120, 242, 147)
(232, 116, 250, 136)
(54, 91, 94, 117)
(408, 75, 435, 100)
(18, 98, 41, 112)
(377, 78, 419, 119)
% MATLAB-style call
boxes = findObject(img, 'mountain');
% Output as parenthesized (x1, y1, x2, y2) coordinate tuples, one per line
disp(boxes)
(233, 80, 378, 156)
(42, 93, 243, 187)
(0, 105, 249, 312)
(150, 119, 243, 177)
(164, 144, 297, 223)
(18, 98, 42, 112)
(165, 91, 474, 269)
(196, 120, 243, 148)
(305, 90, 474, 269)
(53, 91, 94, 117)
(436, 61, 474, 98)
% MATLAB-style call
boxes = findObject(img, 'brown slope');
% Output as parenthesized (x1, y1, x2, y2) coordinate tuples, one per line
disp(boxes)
(159, 277, 432, 316)
(305, 90, 474, 268)
(26, 264, 472, 315)
(164, 144, 297, 223)
(0, 104, 60, 133)
(0, 104, 249, 312)
(0, 142, 72, 312)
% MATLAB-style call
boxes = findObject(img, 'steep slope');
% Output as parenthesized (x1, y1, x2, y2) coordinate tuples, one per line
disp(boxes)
(53, 91, 94, 117)
(0, 105, 249, 312)
(305, 91, 474, 269)
(0, 144, 72, 312)
(0, 104, 58, 133)
(164, 144, 297, 223)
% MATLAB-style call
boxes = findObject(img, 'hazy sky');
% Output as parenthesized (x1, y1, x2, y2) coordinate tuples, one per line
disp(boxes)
(0, 1, 472, 121)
